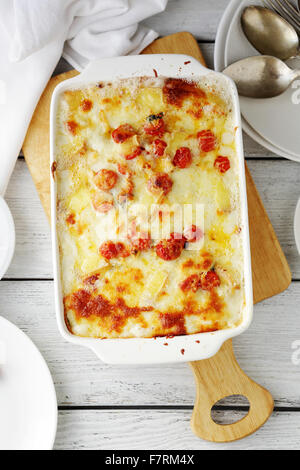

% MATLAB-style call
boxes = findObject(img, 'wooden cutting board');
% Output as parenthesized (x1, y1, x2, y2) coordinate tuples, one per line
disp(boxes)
(22, 32, 290, 442)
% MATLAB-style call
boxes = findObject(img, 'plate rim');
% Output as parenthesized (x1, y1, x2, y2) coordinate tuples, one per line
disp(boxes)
(0, 316, 57, 450)
(214, 0, 300, 162)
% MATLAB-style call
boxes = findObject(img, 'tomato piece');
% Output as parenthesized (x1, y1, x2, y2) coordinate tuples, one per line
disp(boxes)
(144, 114, 165, 137)
(99, 241, 118, 259)
(66, 120, 78, 135)
(183, 225, 203, 242)
(172, 147, 192, 168)
(99, 241, 129, 260)
(156, 237, 184, 261)
(112, 124, 135, 143)
(152, 139, 167, 157)
(115, 242, 130, 258)
(214, 156, 230, 174)
(147, 173, 173, 196)
(124, 146, 143, 160)
(94, 169, 118, 191)
(131, 234, 152, 252)
(201, 271, 220, 291)
(81, 99, 93, 112)
(197, 129, 217, 152)
(180, 274, 201, 293)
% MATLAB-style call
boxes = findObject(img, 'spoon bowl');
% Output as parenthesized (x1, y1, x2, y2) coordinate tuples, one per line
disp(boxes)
(241, 5, 299, 60)
(223, 55, 300, 98)
(0, 197, 15, 279)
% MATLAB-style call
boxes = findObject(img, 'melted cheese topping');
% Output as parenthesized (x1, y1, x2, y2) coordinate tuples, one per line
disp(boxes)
(55, 76, 245, 338)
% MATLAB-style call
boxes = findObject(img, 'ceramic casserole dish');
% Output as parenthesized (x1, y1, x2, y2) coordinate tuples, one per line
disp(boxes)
(50, 54, 253, 364)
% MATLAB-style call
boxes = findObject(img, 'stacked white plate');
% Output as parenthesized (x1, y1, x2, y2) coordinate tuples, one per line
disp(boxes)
(214, 0, 300, 162)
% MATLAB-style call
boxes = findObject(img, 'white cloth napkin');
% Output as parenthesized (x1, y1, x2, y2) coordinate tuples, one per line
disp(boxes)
(0, 0, 168, 195)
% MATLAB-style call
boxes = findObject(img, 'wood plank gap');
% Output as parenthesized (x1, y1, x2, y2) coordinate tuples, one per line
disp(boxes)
(0, 278, 54, 282)
(18, 154, 286, 162)
(245, 156, 286, 161)
(57, 405, 300, 412)
(197, 39, 215, 44)
(58, 405, 194, 411)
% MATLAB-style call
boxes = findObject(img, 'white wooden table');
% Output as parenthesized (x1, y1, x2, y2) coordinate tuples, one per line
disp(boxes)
(2, 0, 300, 450)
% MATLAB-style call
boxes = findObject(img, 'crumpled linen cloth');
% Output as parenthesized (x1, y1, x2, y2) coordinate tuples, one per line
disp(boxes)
(0, 0, 168, 194)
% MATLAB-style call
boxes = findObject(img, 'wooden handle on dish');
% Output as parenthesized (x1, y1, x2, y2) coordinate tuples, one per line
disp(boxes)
(189, 340, 274, 442)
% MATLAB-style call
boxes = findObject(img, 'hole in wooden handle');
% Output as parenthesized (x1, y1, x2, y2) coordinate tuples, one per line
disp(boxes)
(211, 395, 250, 425)
(189, 340, 274, 442)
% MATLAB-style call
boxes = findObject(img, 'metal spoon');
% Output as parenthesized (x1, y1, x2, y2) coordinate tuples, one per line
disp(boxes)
(241, 5, 299, 60)
(223, 55, 300, 98)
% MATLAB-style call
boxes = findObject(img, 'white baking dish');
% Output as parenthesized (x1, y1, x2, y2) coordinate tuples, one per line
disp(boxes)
(50, 54, 253, 364)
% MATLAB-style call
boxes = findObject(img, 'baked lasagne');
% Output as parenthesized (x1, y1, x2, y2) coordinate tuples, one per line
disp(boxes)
(54, 76, 245, 338)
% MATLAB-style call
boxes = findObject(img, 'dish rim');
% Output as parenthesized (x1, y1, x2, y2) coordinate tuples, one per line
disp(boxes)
(50, 54, 253, 364)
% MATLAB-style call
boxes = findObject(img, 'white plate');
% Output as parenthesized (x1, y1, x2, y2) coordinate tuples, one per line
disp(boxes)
(0, 197, 15, 280)
(215, 0, 300, 162)
(294, 198, 300, 255)
(0, 316, 57, 449)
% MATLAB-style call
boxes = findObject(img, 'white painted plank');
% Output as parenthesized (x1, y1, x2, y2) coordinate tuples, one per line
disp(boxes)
(1, 280, 300, 407)
(5, 160, 51, 279)
(4, 159, 299, 279)
(141, 0, 226, 41)
(54, 409, 300, 449)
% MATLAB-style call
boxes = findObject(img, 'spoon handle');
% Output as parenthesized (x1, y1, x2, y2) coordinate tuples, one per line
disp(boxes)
(291, 68, 300, 80)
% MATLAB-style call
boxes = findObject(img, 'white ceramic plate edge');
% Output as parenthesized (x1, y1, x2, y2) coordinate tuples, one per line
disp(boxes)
(214, 0, 300, 162)
(0, 316, 57, 450)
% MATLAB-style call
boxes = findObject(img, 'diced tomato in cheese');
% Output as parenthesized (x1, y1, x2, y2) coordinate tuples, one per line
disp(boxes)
(112, 124, 135, 143)
(197, 129, 217, 152)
